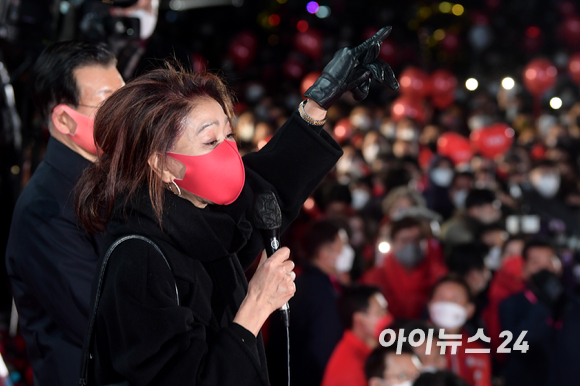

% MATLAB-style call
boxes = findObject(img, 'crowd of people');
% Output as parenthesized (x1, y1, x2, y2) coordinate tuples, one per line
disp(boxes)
(249, 61, 580, 386)
(2, 1, 580, 385)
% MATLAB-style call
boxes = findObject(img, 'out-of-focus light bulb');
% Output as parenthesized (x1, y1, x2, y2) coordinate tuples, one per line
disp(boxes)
(466, 78, 478, 91)
(502, 77, 515, 90)
(306, 1, 319, 14)
(550, 97, 563, 110)
(316, 5, 330, 18)
(378, 241, 391, 254)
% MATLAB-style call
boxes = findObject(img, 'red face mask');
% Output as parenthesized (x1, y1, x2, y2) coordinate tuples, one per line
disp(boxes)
(55, 105, 98, 155)
(167, 139, 245, 205)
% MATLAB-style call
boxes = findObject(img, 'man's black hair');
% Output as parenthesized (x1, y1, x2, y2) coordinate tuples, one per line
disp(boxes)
(337, 285, 382, 330)
(522, 237, 555, 262)
(465, 188, 496, 209)
(31, 40, 116, 123)
(301, 220, 341, 261)
(364, 343, 416, 381)
(413, 371, 470, 386)
(429, 273, 474, 303)
(446, 243, 487, 276)
(390, 216, 423, 240)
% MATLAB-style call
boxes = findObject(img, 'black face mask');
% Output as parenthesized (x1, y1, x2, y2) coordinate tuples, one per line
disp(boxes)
(395, 243, 425, 269)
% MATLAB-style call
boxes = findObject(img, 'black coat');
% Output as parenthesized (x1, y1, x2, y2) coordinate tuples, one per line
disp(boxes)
(91, 112, 343, 385)
(6, 138, 104, 386)
(499, 289, 580, 386)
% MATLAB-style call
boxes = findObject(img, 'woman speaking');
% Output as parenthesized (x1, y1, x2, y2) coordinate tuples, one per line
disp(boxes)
(75, 27, 398, 385)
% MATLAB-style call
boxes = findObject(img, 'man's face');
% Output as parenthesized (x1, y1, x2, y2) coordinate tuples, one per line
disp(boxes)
(430, 282, 470, 308)
(318, 234, 344, 274)
(73, 64, 124, 118)
(355, 293, 388, 343)
(383, 353, 421, 386)
(391, 226, 424, 256)
(523, 246, 562, 281)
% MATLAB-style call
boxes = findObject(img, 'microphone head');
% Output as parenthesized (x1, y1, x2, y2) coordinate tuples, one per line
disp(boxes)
(253, 192, 282, 230)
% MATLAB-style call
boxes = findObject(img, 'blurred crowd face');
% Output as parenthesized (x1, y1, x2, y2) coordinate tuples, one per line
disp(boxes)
(354, 293, 388, 349)
(530, 166, 561, 199)
(428, 282, 474, 334)
(502, 238, 525, 259)
(316, 233, 345, 277)
(449, 174, 473, 209)
(465, 267, 492, 296)
(391, 226, 427, 269)
(467, 202, 501, 225)
(430, 159, 454, 188)
(523, 246, 562, 281)
(377, 352, 421, 386)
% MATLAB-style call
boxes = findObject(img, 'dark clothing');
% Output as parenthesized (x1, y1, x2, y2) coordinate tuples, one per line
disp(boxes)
(521, 189, 580, 235)
(267, 263, 344, 386)
(92, 112, 343, 385)
(499, 288, 580, 386)
(6, 138, 104, 386)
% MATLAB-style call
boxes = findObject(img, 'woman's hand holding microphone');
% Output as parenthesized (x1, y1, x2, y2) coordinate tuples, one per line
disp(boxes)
(234, 247, 296, 337)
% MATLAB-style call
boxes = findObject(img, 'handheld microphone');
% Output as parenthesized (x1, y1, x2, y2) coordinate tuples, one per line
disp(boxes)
(253, 192, 290, 318)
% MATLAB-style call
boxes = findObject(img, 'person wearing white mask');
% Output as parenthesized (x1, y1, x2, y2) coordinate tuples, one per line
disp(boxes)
(425, 156, 456, 220)
(428, 275, 492, 386)
(523, 159, 580, 234)
(365, 343, 421, 386)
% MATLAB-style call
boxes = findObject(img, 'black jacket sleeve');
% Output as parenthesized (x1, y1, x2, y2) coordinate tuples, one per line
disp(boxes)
(236, 112, 342, 270)
(95, 239, 268, 386)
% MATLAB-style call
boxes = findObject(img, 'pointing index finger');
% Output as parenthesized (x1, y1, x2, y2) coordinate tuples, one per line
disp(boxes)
(352, 26, 392, 56)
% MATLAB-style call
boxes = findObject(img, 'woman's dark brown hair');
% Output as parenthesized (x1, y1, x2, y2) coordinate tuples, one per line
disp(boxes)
(75, 62, 235, 233)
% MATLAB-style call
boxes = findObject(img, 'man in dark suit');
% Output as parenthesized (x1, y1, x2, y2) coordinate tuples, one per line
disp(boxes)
(5, 41, 124, 386)
(267, 220, 347, 386)
(499, 238, 580, 386)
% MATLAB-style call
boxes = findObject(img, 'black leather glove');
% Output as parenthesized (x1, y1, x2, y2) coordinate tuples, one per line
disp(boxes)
(530, 269, 567, 317)
(304, 26, 399, 110)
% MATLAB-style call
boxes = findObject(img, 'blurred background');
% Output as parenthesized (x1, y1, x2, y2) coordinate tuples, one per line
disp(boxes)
(2, 0, 580, 385)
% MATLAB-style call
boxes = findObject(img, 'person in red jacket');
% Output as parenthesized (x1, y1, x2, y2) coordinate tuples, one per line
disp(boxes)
(361, 216, 448, 319)
(428, 275, 492, 386)
(481, 236, 525, 358)
(321, 285, 392, 386)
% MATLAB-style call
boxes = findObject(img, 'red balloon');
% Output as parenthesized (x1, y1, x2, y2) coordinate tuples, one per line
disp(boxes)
(282, 57, 305, 80)
(431, 70, 457, 96)
(294, 29, 323, 61)
(437, 133, 473, 165)
(522, 58, 557, 96)
(301, 72, 321, 96)
(560, 15, 580, 49)
(470, 123, 515, 159)
(399, 67, 430, 98)
(431, 92, 455, 109)
(390, 95, 425, 124)
(228, 31, 258, 68)
(568, 52, 580, 86)
(333, 118, 353, 144)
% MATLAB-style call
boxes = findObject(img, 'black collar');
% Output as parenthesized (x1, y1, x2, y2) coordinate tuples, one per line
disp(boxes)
(107, 185, 255, 263)
(43, 137, 92, 183)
